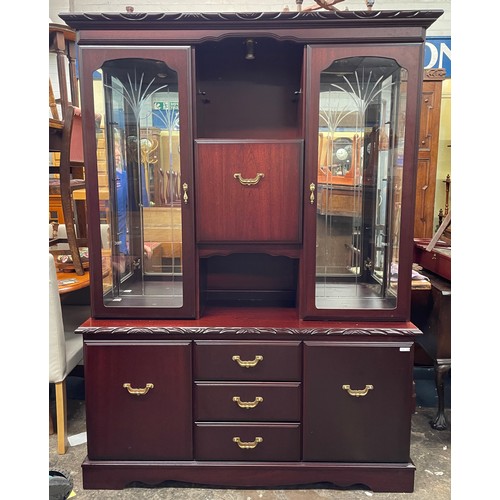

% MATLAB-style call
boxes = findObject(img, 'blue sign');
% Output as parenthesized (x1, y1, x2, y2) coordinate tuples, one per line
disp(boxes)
(424, 37, 451, 77)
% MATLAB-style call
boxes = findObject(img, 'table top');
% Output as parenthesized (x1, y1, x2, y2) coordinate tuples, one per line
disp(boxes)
(57, 270, 90, 294)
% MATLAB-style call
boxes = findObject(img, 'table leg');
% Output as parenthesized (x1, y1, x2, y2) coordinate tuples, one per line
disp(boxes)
(430, 359, 451, 430)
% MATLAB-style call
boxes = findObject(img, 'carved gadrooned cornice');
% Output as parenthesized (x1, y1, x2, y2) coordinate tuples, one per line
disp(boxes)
(60, 10, 443, 31)
(76, 325, 420, 337)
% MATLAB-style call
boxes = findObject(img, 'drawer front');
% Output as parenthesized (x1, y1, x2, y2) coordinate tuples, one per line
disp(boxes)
(84, 342, 192, 460)
(194, 341, 302, 381)
(195, 382, 301, 421)
(195, 423, 301, 461)
(303, 342, 414, 463)
(414, 245, 451, 281)
(195, 140, 303, 243)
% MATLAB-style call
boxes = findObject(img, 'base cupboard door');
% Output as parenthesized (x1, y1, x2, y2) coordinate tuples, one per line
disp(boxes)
(303, 341, 414, 462)
(84, 341, 192, 460)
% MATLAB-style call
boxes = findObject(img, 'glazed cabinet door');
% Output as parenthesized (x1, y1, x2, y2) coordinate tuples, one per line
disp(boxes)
(84, 341, 192, 460)
(301, 44, 424, 320)
(303, 341, 414, 462)
(78, 46, 196, 318)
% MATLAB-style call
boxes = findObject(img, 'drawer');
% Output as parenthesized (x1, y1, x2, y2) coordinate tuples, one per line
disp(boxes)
(195, 140, 303, 243)
(195, 423, 301, 461)
(195, 382, 301, 421)
(194, 341, 302, 381)
(413, 243, 451, 281)
(84, 341, 193, 460)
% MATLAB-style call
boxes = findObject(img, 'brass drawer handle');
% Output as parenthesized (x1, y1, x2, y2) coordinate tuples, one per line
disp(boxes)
(123, 382, 154, 396)
(233, 436, 263, 449)
(234, 172, 264, 186)
(232, 396, 264, 409)
(232, 355, 264, 368)
(342, 384, 374, 397)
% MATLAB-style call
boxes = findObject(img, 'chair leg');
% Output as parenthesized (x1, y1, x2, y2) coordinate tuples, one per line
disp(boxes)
(59, 105, 85, 276)
(49, 409, 55, 435)
(55, 380, 68, 454)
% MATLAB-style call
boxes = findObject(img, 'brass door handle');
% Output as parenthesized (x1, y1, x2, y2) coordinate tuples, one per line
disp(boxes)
(123, 382, 154, 396)
(182, 182, 188, 203)
(232, 396, 264, 409)
(342, 384, 374, 397)
(232, 355, 263, 368)
(233, 172, 264, 186)
(232, 436, 263, 449)
(309, 182, 316, 204)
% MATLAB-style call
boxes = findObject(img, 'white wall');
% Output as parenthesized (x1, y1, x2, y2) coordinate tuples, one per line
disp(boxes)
(49, 0, 450, 36)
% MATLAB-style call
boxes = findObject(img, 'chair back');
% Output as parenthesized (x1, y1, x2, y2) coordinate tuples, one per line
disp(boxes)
(48, 254, 66, 383)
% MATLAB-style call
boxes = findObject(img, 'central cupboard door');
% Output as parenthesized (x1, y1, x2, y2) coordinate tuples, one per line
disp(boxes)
(303, 341, 414, 462)
(84, 342, 192, 460)
(195, 140, 303, 243)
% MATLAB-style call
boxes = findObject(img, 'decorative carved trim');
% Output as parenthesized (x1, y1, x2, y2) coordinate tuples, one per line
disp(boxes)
(60, 10, 443, 31)
(424, 68, 446, 80)
(76, 325, 420, 337)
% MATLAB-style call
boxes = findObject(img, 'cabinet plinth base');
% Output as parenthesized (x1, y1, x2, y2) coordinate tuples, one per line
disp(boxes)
(82, 458, 415, 493)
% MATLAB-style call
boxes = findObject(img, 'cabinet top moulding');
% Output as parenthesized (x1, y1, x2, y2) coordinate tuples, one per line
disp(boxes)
(60, 10, 443, 45)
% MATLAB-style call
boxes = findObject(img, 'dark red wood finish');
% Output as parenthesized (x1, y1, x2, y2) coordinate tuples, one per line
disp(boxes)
(303, 341, 414, 462)
(77, 46, 197, 319)
(195, 423, 301, 461)
(195, 140, 303, 244)
(194, 340, 302, 381)
(194, 382, 302, 421)
(81, 460, 415, 492)
(195, 37, 303, 140)
(77, 313, 418, 490)
(300, 43, 425, 321)
(77, 306, 419, 333)
(60, 8, 442, 493)
(411, 270, 451, 430)
(84, 342, 193, 460)
(413, 241, 451, 281)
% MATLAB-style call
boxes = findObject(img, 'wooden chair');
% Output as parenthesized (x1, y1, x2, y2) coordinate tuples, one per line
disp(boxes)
(49, 23, 87, 275)
(49, 23, 79, 122)
(49, 105, 88, 275)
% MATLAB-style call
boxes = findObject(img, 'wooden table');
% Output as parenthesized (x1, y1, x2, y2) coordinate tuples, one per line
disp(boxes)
(57, 270, 90, 294)
(411, 269, 451, 430)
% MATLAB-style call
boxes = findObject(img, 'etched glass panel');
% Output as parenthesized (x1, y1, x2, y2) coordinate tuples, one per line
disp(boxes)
(315, 56, 407, 310)
(94, 57, 183, 308)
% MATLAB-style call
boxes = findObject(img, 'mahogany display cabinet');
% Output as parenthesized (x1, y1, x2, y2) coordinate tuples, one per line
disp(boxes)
(60, 9, 442, 492)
